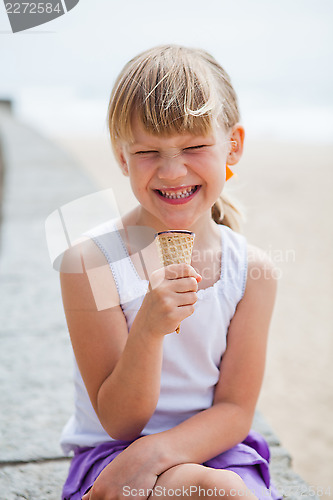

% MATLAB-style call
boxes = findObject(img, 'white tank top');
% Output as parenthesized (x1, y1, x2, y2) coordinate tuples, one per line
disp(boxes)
(60, 220, 247, 454)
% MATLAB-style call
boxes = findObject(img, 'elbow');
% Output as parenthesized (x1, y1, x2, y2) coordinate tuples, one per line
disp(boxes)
(223, 402, 254, 443)
(240, 417, 253, 442)
(106, 426, 142, 442)
(96, 409, 145, 441)
(96, 390, 147, 442)
(239, 407, 255, 442)
(96, 406, 146, 442)
(95, 378, 157, 441)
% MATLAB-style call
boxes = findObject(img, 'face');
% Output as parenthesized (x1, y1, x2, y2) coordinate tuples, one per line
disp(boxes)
(117, 117, 233, 231)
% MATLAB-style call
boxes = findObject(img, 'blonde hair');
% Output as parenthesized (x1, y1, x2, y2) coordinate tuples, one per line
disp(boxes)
(108, 44, 243, 231)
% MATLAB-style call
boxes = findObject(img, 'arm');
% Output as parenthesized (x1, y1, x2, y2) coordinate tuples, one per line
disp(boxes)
(96, 245, 276, 462)
(60, 238, 200, 440)
(151, 245, 278, 465)
(83, 246, 277, 499)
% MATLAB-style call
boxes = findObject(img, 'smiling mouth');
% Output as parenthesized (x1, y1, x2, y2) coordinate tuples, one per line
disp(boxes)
(156, 185, 199, 199)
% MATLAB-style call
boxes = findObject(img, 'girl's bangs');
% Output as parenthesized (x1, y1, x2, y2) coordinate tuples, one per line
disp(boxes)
(114, 63, 220, 141)
(109, 45, 237, 145)
(133, 96, 215, 138)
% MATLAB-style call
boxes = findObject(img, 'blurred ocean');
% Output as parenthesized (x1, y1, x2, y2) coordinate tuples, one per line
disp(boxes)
(0, 0, 332, 142)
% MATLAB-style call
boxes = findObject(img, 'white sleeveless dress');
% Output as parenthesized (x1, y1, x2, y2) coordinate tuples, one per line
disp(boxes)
(61, 219, 247, 452)
(61, 219, 282, 500)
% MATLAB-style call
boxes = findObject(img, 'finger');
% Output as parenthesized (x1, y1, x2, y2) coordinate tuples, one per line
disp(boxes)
(176, 303, 196, 318)
(171, 276, 198, 293)
(164, 263, 199, 280)
(175, 291, 198, 307)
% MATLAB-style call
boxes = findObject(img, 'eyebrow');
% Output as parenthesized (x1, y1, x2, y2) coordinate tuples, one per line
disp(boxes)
(127, 143, 158, 152)
(128, 135, 215, 149)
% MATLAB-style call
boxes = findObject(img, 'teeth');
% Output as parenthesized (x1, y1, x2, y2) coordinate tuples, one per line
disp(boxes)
(159, 186, 197, 199)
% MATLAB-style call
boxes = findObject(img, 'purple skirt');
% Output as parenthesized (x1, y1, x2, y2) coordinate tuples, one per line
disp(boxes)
(62, 431, 282, 499)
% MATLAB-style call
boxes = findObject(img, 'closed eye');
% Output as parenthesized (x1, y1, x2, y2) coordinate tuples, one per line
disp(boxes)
(184, 145, 208, 151)
(134, 150, 158, 155)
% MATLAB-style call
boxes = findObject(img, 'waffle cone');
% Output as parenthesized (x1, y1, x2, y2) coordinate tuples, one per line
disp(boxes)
(155, 230, 195, 334)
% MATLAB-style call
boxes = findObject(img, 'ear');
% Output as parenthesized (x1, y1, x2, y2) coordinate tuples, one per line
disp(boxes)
(115, 145, 129, 177)
(227, 124, 245, 166)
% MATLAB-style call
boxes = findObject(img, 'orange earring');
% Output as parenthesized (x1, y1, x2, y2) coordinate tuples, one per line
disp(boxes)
(226, 140, 237, 181)
(226, 165, 234, 181)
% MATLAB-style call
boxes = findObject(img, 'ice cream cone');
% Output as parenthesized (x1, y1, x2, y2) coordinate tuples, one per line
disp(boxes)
(155, 230, 195, 333)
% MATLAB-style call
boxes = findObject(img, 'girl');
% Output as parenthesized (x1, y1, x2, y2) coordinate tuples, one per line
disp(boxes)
(60, 45, 282, 499)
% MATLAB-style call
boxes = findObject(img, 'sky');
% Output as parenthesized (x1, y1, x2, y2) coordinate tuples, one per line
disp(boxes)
(0, 0, 332, 141)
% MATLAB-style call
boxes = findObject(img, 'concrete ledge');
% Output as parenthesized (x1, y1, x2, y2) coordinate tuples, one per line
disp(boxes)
(0, 459, 71, 500)
(0, 128, 4, 240)
(0, 109, 317, 499)
(0, 108, 93, 497)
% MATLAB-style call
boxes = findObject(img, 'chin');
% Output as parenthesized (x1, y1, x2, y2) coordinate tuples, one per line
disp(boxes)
(159, 214, 196, 231)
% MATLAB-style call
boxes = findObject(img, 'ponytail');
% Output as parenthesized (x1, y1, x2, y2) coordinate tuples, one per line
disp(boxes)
(211, 192, 244, 232)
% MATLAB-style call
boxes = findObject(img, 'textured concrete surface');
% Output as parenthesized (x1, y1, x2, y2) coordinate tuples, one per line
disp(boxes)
(0, 107, 318, 498)
(0, 107, 92, 496)
(0, 460, 70, 500)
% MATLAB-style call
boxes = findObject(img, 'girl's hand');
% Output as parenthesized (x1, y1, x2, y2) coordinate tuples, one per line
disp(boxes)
(137, 263, 201, 338)
(81, 435, 168, 500)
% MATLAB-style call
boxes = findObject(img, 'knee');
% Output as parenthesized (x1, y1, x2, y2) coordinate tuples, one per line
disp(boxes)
(161, 463, 207, 487)
(199, 468, 253, 498)
(155, 464, 255, 499)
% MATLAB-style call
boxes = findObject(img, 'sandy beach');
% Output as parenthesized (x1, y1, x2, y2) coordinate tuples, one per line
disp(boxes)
(54, 133, 333, 496)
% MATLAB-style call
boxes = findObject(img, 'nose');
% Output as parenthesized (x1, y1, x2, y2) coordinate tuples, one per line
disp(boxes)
(157, 154, 188, 181)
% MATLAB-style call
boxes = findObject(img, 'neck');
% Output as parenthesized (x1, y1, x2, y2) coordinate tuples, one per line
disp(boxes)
(122, 205, 220, 247)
